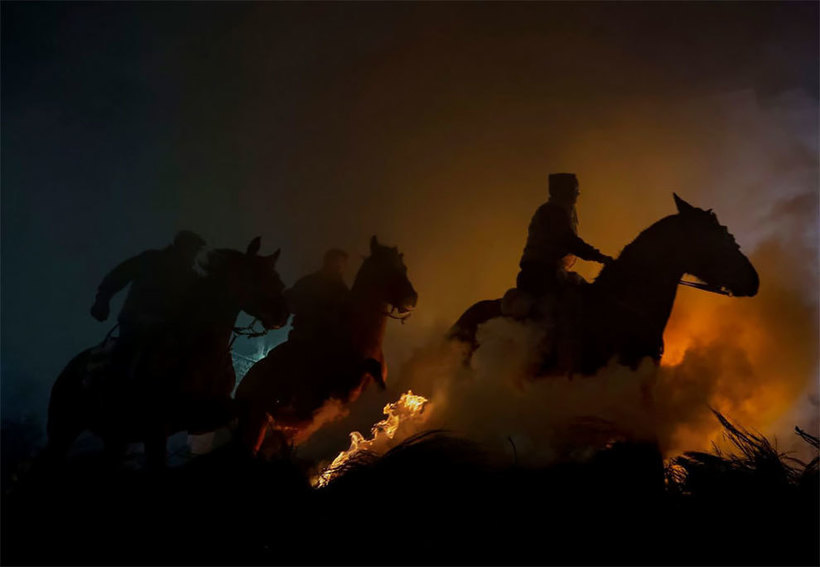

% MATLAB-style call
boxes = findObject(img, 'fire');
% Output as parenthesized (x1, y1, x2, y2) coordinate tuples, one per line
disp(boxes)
(314, 390, 430, 487)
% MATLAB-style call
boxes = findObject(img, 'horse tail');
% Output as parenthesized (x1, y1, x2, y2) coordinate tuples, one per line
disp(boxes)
(447, 299, 503, 354)
(44, 348, 96, 461)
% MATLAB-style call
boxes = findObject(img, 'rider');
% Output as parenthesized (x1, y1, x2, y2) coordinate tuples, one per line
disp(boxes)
(514, 173, 613, 371)
(517, 173, 613, 296)
(285, 248, 350, 345)
(90, 230, 207, 380)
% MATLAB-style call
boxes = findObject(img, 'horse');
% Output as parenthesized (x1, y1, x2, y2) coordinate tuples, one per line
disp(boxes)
(449, 194, 759, 375)
(236, 235, 418, 455)
(45, 237, 290, 467)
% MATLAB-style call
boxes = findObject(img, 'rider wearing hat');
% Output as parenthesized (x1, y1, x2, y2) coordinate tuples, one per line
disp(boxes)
(516, 173, 613, 296)
(514, 173, 613, 374)
(285, 248, 350, 345)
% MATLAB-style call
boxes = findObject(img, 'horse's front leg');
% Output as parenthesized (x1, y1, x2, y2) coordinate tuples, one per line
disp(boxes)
(235, 401, 269, 457)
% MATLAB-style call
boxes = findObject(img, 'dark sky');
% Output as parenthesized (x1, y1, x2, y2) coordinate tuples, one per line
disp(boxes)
(2, 2, 817, 445)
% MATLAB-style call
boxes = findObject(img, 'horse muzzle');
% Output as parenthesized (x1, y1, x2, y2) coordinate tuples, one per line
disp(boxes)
(730, 263, 760, 297)
(397, 291, 418, 314)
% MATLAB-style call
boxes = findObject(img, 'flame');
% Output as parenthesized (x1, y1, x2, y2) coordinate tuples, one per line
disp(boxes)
(314, 390, 429, 487)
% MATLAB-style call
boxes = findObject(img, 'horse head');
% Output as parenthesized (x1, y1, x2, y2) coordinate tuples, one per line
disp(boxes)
(201, 237, 290, 330)
(238, 236, 290, 329)
(357, 235, 418, 315)
(673, 194, 759, 297)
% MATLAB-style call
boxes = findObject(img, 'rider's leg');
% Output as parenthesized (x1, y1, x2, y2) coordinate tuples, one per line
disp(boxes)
(522, 266, 563, 375)
(555, 277, 582, 375)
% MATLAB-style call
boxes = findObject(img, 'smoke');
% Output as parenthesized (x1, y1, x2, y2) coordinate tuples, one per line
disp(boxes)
(300, 87, 818, 466)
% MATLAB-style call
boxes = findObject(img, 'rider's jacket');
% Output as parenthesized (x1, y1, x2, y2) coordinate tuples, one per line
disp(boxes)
(96, 247, 200, 335)
(520, 200, 608, 270)
(285, 270, 349, 344)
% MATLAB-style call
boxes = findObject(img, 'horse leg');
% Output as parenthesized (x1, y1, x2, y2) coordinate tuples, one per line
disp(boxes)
(250, 412, 283, 458)
(253, 415, 271, 456)
(43, 354, 92, 465)
(448, 299, 503, 363)
(42, 418, 84, 465)
(256, 416, 294, 460)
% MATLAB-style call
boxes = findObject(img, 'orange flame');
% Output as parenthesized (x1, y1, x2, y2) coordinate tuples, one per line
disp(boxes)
(314, 390, 429, 487)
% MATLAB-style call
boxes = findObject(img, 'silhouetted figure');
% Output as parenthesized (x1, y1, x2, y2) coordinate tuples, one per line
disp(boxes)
(511, 173, 613, 371)
(47, 236, 289, 468)
(237, 236, 417, 457)
(90, 230, 207, 381)
(516, 173, 613, 297)
(450, 193, 758, 376)
(286, 248, 350, 345)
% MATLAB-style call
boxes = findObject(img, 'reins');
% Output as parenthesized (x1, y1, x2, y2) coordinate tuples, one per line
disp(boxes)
(678, 279, 732, 296)
(384, 306, 412, 324)
(230, 318, 270, 348)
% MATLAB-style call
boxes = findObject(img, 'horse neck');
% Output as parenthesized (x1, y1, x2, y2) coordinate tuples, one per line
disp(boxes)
(192, 252, 244, 341)
(595, 216, 686, 333)
(348, 265, 388, 357)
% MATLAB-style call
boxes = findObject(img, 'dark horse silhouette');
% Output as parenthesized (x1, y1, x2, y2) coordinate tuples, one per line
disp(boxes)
(45, 237, 290, 467)
(449, 194, 759, 375)
(236, 236, 417, 455)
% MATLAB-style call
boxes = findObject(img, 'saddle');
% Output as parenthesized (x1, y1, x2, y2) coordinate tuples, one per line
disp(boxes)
(500, 287, 559, 323)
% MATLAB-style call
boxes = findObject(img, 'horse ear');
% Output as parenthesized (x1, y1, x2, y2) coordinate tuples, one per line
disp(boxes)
(246, 236, 262, 256)
(673, 193, 696, 215)
(370, 235, 380, 254)
(267, 248, 281, 264)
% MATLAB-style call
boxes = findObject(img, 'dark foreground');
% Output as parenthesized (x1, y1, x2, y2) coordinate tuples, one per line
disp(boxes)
(2, 419, 818, 566)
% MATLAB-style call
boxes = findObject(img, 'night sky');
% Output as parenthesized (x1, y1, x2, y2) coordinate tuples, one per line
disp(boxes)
(2, 3, 817, 456)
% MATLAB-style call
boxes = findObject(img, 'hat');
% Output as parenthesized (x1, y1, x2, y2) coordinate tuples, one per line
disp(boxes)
(548, 173, 579, 198)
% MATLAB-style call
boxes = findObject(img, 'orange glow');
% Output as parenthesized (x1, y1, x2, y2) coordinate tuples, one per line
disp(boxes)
(655, 269, 816, 457)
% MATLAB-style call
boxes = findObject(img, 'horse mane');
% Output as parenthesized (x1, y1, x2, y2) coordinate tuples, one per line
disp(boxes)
(350, 245, 402, 296)
(351, 254, 376, 295)
(594, 214, 681, 288)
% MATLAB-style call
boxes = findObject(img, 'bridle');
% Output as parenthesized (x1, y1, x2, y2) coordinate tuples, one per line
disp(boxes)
(384, 306, 412, 324)
(678, 279, 732, 296)
(230, 318, 270, 348)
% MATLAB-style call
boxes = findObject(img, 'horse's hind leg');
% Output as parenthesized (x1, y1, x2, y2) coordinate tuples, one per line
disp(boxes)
(236, 402, 269, 457)
(43, 353, 89, 464)
(447, 299, 503, 362)
(41, 419, 84, 465)
(43, 390, 88, 465)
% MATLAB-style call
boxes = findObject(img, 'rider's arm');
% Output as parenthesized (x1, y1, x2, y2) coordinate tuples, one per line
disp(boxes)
(567, 234, 611, 263)
(553, 211, 611, 264)
(96, 251, 153, 301)
(90, 251, 155, 321)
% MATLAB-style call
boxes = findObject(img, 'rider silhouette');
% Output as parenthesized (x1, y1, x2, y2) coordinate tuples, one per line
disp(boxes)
(515, 173, 613, 374)
(285, 248, 350, 345)
(90, 230, 207, 380)
(517, 173, 613, 296)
